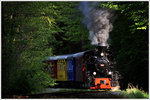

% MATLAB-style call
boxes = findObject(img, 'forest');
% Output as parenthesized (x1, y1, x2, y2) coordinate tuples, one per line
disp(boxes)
(2, 1, 148, 97)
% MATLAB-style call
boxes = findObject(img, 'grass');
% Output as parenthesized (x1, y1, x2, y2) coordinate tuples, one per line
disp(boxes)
(65, 87, 149, 99)
(121, 83, 149, 99)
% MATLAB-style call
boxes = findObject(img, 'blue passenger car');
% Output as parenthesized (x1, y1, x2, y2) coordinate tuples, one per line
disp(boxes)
(67, 57, 76, 81)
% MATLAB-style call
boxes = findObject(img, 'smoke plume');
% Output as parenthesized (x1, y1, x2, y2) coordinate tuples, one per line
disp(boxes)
(79, 2, 116, 46)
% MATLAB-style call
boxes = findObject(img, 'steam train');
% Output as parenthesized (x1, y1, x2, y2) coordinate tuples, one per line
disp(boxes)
(45, 44, 120, 89)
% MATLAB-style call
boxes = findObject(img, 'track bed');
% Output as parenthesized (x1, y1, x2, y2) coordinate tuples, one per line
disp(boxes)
(12, 89, 123, 98)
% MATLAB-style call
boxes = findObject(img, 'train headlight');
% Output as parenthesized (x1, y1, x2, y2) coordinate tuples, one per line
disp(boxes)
(101, 53, 104, 56)
(93, 72, 96, 75)
(108, 72, 112, 75)
(100, 64, 104, 66)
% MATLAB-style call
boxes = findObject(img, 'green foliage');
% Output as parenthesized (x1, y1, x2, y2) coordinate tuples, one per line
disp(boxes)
(108, 2, 148, 91)
(122, 84, 148, 98)
(2, 2, 59, 96)
(52, 2, 91, 54)
(98, 2, 119, 10)
(118, 2, 148, 33)
(8, 66, 55, 95)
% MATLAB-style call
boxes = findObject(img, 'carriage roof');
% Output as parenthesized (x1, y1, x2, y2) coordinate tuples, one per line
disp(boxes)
(46, 52, 85, 61)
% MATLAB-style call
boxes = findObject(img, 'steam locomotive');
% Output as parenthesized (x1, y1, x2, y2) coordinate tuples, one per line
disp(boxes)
(45, 44, 120, 89)
(83, 44, 120, 89)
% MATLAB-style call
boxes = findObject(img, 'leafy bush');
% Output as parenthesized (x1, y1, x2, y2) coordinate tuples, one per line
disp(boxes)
(8, 66, 55, 95)
(122, 83, 148, 98)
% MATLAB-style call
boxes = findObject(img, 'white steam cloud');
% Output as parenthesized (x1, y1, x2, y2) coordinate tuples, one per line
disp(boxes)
(79, 2, 116, 46)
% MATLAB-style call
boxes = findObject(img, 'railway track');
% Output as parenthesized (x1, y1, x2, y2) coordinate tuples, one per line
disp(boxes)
(12, 90, 123, 98)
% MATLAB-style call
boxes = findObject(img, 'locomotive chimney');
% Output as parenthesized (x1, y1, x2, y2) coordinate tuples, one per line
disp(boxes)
(97, 43, 107, 56)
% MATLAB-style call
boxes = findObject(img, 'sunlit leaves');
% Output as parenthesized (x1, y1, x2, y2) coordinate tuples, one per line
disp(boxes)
(109, 2, 148, 91)
(99, 2, 119, 10)
(2, 2, 60, 95)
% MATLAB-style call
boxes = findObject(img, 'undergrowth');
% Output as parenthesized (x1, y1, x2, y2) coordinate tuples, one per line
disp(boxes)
(122, 83, 148, 98)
